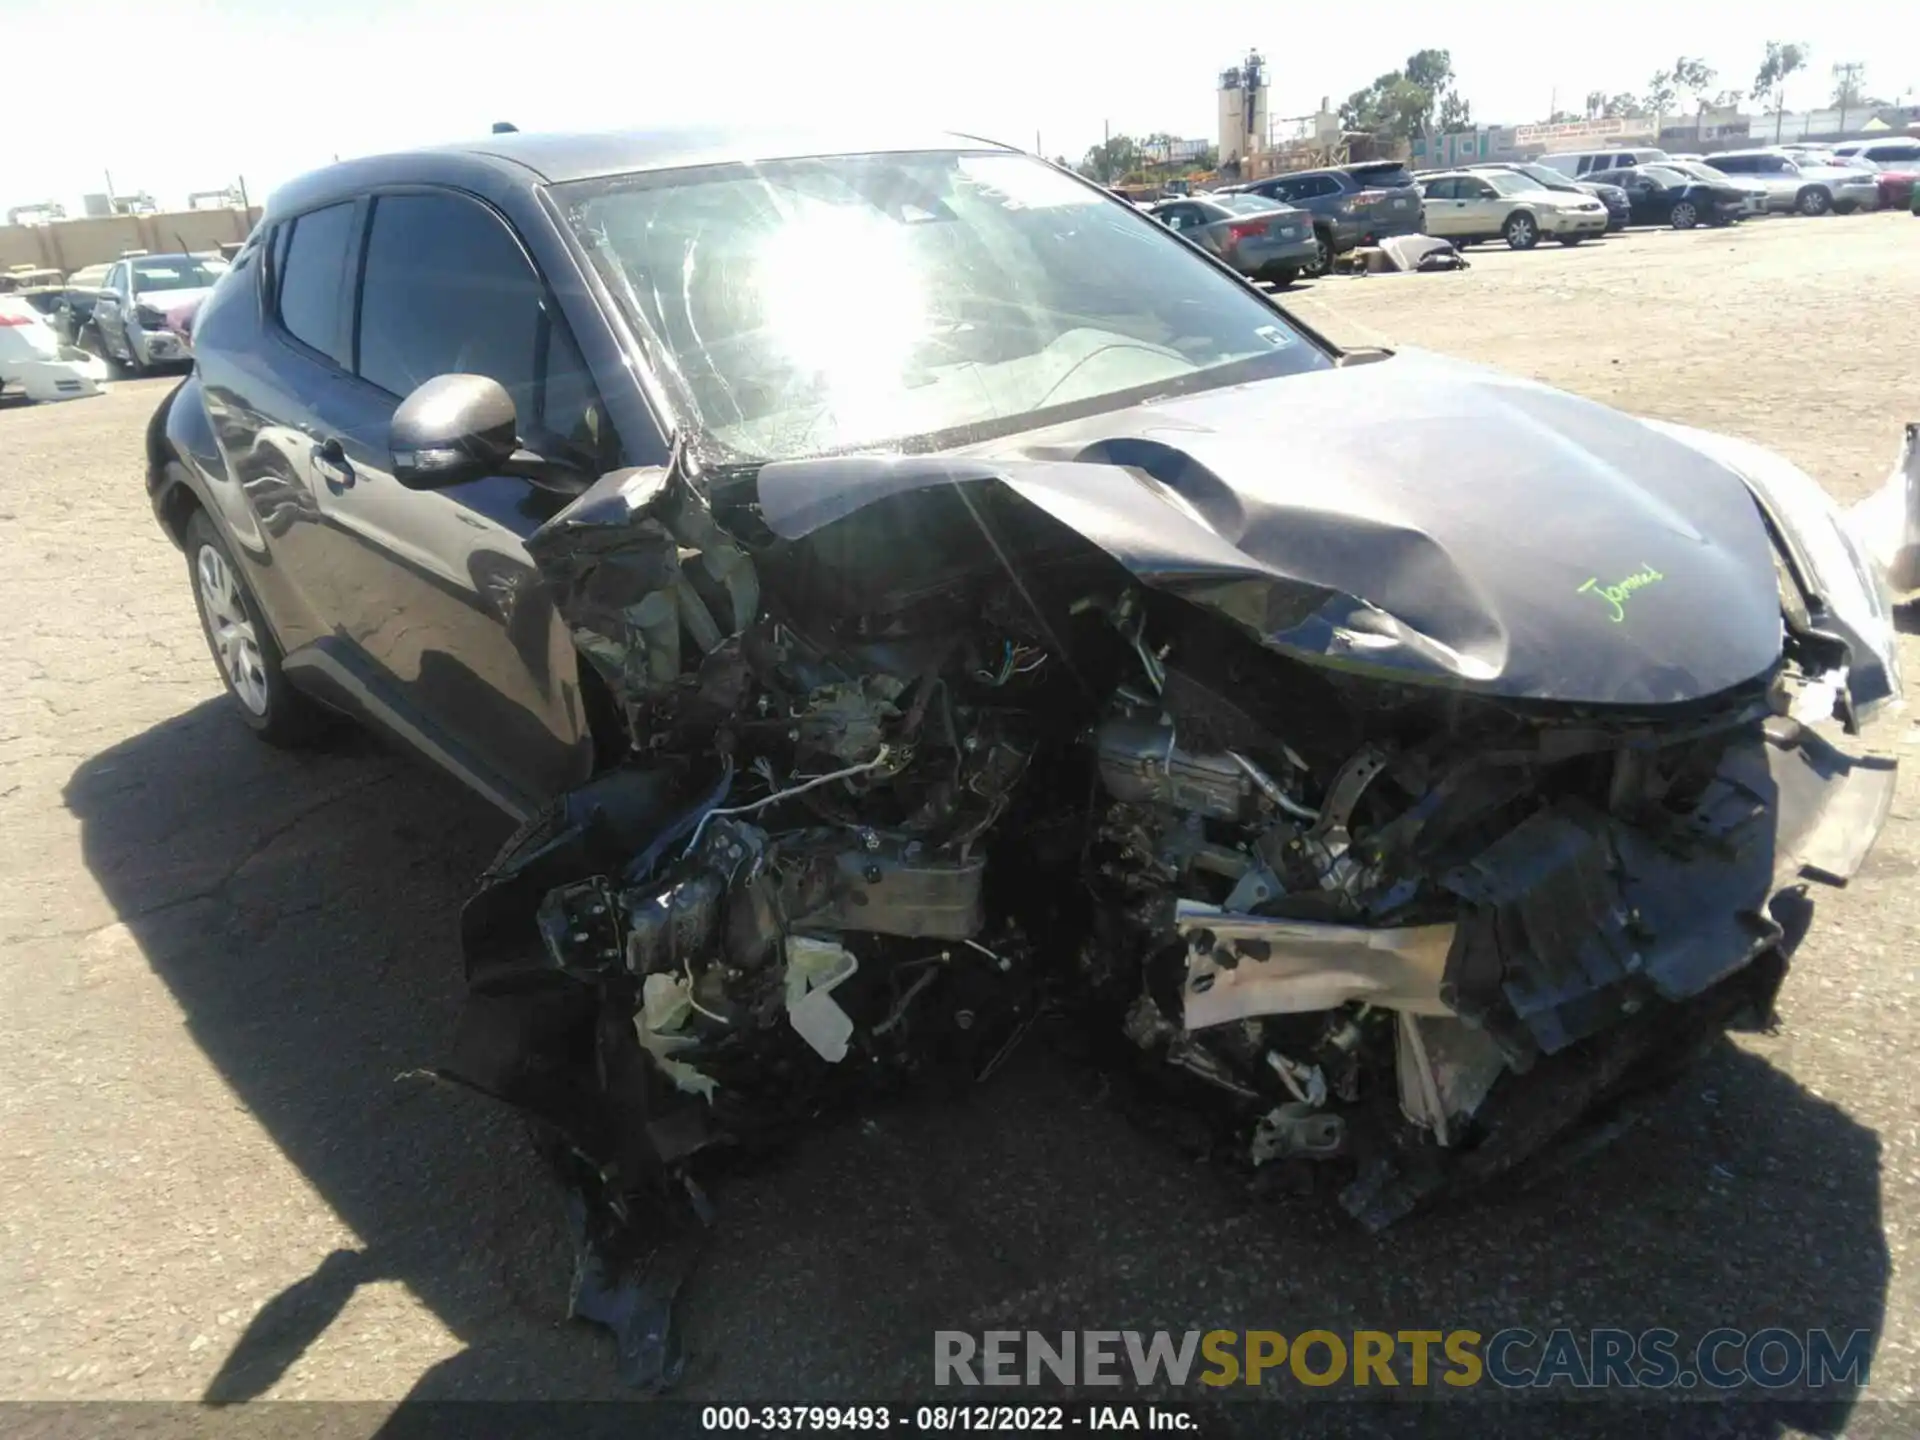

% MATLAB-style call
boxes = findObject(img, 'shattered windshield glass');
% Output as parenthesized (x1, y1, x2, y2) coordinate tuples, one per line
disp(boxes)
(558, 150, 1329, 462)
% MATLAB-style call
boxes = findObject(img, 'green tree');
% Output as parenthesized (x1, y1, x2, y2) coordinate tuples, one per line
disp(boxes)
(1672, 57, 1715, 98)
(1082, 134, 1140, 183)
(1403, 47, 1454, 133)
(1339, 71, 1428, 138)
(1753, 41, 1810, 112)
(1644, 71, 1678, 127)
(1340, 50, 1466, 142)
(1606, 92, 1641, 117)
(1671, 57, 1717, 116)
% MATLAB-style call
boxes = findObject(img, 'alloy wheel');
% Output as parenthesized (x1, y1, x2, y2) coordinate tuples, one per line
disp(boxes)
(195, 544, 270, 715)
(1506, 214, 1536, 248)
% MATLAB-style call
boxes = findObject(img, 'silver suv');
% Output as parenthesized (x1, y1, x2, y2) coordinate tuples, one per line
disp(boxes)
(1706, 150, 1880, 216)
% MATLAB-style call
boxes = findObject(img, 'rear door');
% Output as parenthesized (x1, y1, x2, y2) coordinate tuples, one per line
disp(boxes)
(310, 186, 614, 811)
(1421, 178, 1464, 234)
(1457, 176, 1503, 233)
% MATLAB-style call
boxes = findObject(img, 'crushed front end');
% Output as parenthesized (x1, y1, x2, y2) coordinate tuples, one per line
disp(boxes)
(440, 441, 1899, 1387)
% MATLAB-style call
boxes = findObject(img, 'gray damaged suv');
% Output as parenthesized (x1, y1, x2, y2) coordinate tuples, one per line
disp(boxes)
(1225, 161, 1424, 275)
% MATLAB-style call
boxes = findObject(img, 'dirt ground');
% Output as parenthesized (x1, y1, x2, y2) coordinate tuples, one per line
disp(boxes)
(3, 211, 1918, 1425)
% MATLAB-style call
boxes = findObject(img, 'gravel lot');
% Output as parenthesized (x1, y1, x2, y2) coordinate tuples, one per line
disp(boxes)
(3, 211, 1917, 1427)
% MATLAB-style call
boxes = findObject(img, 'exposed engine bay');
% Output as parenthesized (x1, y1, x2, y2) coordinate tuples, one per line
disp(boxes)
(442, 442, 1899, 1391)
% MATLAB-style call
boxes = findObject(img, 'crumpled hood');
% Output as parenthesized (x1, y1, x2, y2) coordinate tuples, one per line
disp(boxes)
(757, 349, 1786, 706)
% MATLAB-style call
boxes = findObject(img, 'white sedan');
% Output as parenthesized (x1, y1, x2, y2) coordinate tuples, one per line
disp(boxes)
(0, 296, 109, 403)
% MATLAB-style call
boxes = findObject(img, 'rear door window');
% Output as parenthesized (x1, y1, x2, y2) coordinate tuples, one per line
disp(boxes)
(275, 202, 357, 365)
(354, 189, 609, 467)
(1424, 178, 1457, 200)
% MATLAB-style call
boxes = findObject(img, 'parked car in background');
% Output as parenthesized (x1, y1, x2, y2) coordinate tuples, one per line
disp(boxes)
(1657, 160, 1769, 216)
(1607, 165, 1753, 228)
(1706, 151, 1879, 215)
(0, 296, 108, 403)
(92, 253, 228, 373)
(1224, 161, 1423, 275)
(51, 263, 113, 346)
(1146, 193, 1318, 285)
(1822, 155, 1917, 210)
(1417, 169, 1608, 248)
(1536, 147, 1670, 179)
(1832, 138, 1920, 169)
(1462, 161, 1630, 230)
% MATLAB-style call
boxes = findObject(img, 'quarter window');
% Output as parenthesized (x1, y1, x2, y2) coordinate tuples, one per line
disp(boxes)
(355, 191, 607, 465)
(276, 202, 356, 364)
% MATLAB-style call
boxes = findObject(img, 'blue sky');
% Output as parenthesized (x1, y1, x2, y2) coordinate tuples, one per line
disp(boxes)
(5, 0, 1915, 213)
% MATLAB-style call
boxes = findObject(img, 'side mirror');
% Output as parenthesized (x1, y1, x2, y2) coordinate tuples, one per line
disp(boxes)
(391, 374, 519, 489)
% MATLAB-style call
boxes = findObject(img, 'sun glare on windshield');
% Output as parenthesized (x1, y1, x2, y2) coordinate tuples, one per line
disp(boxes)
(752, 197, 930, 444)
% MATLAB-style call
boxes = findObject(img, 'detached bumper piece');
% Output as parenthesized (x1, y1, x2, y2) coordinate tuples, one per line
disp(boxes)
(1345, 715, 1894, 1229)
(1445, 719, 1893, 1058)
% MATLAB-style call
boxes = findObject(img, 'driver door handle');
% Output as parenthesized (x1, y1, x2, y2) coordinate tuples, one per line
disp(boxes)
(311, 439, 356, 493)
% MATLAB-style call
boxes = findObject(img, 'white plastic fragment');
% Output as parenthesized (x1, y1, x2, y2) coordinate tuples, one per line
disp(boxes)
(785, 936, 859, 1063)
(634, 971, 718, 1100)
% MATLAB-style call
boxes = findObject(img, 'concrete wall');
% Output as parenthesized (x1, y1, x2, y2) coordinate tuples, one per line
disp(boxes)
(0, 207, 261, 278)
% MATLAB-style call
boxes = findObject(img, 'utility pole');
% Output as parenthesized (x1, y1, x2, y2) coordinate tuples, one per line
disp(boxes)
(1833, 61, 1864, 137)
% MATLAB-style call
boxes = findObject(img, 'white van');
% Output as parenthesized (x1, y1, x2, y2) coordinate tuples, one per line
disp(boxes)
(1536, 148, 1671, 179)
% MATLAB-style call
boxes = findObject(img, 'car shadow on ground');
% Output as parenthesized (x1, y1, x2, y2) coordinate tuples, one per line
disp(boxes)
(65, 700, 1891, 1430)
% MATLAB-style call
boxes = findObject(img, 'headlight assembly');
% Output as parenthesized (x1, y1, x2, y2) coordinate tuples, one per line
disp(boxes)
(1641, 420, 1902, 719)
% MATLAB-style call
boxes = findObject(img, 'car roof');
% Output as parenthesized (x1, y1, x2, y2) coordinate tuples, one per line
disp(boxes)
(266, 124, 1013, 217)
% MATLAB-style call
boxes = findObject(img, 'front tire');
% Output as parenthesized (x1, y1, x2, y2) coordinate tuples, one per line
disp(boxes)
(1503, 211, 1539, 250)
(183, 509, 326, 746)
(1670, 200, 1699, 229)
(1796, 186, 1831, 216)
